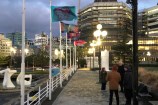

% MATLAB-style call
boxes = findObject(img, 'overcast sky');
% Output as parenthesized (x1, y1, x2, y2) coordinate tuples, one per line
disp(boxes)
(0, 0, 157, 39)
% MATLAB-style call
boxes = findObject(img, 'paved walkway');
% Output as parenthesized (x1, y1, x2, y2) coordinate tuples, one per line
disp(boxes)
(52, 69, 126, 105)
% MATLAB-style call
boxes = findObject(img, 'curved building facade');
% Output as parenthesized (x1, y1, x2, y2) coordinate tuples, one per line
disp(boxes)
(78, 2, 132, 42)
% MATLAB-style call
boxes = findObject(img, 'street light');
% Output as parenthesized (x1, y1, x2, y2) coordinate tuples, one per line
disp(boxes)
(25, 48, 29, 69)
(93, 24, 107, 83)
(147, 51, 151, 64)
(93, 24, 107, 70)
(88, 48, 94, 70)
(10, 47, 16, 68)
(90, 40, 97, 70)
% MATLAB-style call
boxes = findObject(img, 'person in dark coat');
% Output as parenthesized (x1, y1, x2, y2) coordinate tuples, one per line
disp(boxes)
(124, 65, 132, 105)
(100, 67, 107, 90)
(118, 60, 125, 92)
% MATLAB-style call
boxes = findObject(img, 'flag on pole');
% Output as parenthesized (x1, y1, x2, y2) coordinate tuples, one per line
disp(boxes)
(74, 40, 86, 46)
(68, 32, 80, 39)
(69, 25, 79, 33)
(61, 22, 69, 33)
(51, 6, 77, 22)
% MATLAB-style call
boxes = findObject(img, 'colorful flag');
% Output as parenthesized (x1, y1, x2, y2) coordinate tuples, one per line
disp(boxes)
(74, 40, 87, 46)
(68, 32, 80, 39)
(51, 6, 77, 22)
(69, 25, 79, 33)
(60, 22, 69, 33)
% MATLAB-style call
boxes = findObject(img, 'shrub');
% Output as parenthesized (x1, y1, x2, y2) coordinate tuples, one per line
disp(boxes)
(138, 67, 158, 91)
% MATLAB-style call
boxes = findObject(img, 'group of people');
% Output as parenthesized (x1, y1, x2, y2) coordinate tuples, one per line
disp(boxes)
(100, 62, 132, 105)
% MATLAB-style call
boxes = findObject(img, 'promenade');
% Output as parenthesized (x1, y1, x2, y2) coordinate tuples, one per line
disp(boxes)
(51, 68, 126, 105)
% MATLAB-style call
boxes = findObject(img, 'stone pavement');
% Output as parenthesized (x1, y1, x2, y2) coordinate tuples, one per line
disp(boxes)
(52, 69, 126, 105)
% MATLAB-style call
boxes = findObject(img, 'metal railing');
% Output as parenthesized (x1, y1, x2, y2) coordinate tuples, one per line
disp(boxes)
(23, 67, 75, 105)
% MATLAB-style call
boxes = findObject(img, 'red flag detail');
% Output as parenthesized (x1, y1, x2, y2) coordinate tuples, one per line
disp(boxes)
(74, 40, 87, 46)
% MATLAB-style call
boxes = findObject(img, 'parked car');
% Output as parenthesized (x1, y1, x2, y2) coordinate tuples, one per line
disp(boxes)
(36, 67, 45, 71)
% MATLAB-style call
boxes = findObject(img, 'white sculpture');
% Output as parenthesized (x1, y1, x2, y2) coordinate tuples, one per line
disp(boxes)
(101, 49, 109, 71)
(16, 73, 32, 87)
(0, 68, 17, 88)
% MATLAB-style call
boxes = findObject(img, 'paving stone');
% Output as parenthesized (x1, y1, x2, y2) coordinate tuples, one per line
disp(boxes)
(52, 70, 127, 105)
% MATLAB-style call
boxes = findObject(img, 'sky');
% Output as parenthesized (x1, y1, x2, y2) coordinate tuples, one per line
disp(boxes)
(0, 0, 157, 39)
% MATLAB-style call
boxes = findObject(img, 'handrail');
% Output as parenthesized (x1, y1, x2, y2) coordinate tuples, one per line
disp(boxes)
(23, 67, 75, 105)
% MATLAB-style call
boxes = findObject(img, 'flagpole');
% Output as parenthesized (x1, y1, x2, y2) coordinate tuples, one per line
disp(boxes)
(21, 0, 25, 104)
(69, 39, 71, 69)
(75, 45, 77, 71)
(73, 45, 75, 73)
(49, 0, 52, 100)
(66, 33, 68, 69)
(59, 22, 62, 87)
(78, 0, 80, 13)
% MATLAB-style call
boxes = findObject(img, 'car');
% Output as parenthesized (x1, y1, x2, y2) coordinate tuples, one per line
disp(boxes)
(36, 67, 45, 71)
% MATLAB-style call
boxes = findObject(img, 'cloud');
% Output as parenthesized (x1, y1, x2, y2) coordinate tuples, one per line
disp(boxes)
(0, 0, 157, 39)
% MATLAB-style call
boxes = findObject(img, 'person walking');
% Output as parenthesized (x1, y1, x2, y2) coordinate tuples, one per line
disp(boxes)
(118, 60, 125, 92)
(106, 65, 121, 105)
(100, 67, 107, 91)
(124, 65, 132, 105)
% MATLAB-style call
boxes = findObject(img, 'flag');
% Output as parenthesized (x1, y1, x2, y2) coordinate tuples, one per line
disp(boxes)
(74, 40, 87, 46)
(51, 6, 77, 22)
(69, 25, 79, 33)
(68, 32, 80, 39)
(60, 22, 69, 33)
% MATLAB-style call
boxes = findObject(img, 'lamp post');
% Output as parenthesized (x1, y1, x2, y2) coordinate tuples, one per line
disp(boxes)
(10, 47, 16, 68)
(90, 40, 97, 70)
(127, 0, 138, 104)
(147, 51, 151, 64)
(88, 48, 93, 70)
(25, 48, 29, 69)
(93, 24, 107, 83)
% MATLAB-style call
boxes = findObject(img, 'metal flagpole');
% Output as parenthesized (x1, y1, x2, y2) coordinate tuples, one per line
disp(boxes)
(78, 0, 80, 12)
(73, 45, 75, 73)
(21, 0, 26, 104)
(70, 39, 71, 68)
(75, 45, 77, 71)
(66, 33, 68, 69)
(59, 22, 62, 87)
(49, 0, 52, 100)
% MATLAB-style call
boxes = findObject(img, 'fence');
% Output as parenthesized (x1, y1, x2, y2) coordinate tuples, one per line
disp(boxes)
(23, 67, 75, 105)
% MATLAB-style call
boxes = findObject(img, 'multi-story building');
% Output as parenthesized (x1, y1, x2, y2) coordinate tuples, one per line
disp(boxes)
(138, 37, 158, 64)
(0, 33, 12, 56)
(138, 5, 158, 37)
(5, 32, 27, 47)
(34, 32, 48, 47)
(78, 0, 132, 44)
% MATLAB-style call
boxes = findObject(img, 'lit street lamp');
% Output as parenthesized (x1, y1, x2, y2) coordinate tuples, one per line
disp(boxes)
(93, 24, 107, 83)
(88, 48, 94, 70)
(10, 47, 16, 68)
(147, 51, 151, 64)
(25, 48, 29, 69)
(90, 40, 97, 70)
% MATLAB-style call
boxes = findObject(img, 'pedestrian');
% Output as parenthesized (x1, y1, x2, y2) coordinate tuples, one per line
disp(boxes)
(106, 64, 121, 105)
(118, 60, 125, 92)
(123, 65, 132, 105)
(100, 67, 107, 91)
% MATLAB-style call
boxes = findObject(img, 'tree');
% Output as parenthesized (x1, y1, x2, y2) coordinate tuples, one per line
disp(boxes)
(0, 55, 10, 67)
(111, 16, 133, 64)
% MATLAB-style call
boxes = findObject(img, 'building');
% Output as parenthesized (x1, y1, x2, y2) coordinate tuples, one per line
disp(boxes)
(34, 32, 48, 47)
(0, 33, 12, 56)
(6, 32, 27, 47)
(78, 1, 132, 44)
(78, 0, 132, 65)
(138, 5, 158, 37)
